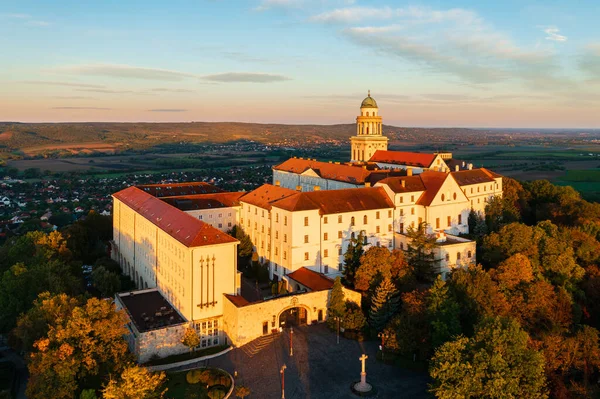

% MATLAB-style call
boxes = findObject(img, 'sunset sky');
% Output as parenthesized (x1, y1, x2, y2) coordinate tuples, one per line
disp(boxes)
(1, 0, 600, 127)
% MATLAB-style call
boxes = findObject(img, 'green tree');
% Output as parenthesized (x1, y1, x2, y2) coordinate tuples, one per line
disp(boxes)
(342, 231, 365, 286)
(91, 267, 121, 298)
(405, 222, 437, 283)
(228, 225, 253, 259)
(181, 327, 200, 352)
(427, 277, 461, 349)
(369, 276, 399, 332)
(102, 366, 167, 399)
(343, 301, 366, 331)
(429, 316, 548, 399)
(327, 277, 346, 326)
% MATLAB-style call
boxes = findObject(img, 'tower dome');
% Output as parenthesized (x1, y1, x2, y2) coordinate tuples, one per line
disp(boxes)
(360, 90, 378, 108)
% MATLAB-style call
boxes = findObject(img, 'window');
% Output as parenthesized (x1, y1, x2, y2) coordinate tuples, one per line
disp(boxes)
(400, 242, 404, 250)
(436, 218, 440, 229)
(468, 251, 472, 258)
(411, 208, 415, 215)
(447, 216, 451, 227)
(457, 252, 461, 260)
(453, 193, 457, 200)
(324, 216, 328, 224)
(262, 210, 264, 217)
(388, 224, 392, 232)
(276, 214, 279, 222)
(268, 213, 271, 219)
(261, 226, 264, 233)
(363, 215, 368, 224)
(441, 194, 445, 201)
(400, 223, 404, 233)
(478, 187, 480, 193)
(284, 234, 287, 243)
(275, 248, 279, 256)
(458, 214, 462, 225)
(254, 222, 257, 230)
(255, 208, 257, 215)
(400, 196, 404, 204)
(304, 252, 309, 261)
(241, 217, 244, 224)
(418, 217, 422, 225)
(388, 210, 392, 218)
(338, 231, 343, 239)
(199, 215, 203, 220)
(261, 241, 264, 249)
(284, 216, 287, 226)
(484, 186, 487, 192)
(411, 195, 415, 202)
(276, 231, 279, 239)
(338, 248, 342, 255)
(283, 251, 287, 260)
(351, 217, 355, 226)
(324, 249, 329, 258)
(338, 215, 342, 223)
(445, 253, 450, 262)
(218, 223, 222, 228)
(268, 228, 271, 235)
(324, 232, 328, 240)
(304, 235, 309, 244)
(471, 188, 473, 194)
(376, 211, 380, 219)
(304, 217, 309, 226)
(228, 222, 232, 227)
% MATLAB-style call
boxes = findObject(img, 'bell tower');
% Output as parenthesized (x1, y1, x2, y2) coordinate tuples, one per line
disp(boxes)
(350, 91, 388, 162)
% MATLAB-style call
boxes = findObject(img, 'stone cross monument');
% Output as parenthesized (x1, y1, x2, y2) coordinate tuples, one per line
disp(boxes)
(354, 353, 372, 393)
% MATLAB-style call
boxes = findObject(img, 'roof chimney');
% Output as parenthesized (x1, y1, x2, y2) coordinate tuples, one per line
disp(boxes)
(467, 163, 473, 170)
(314, 186, 320, 191)
(275, 180, 281, 187)
(296, 185, 302, 191)
(407, 168, 413, 176)
(455, 165, 459, 172)
(365, 182, 371, 188)
(401, 180, 406, 188)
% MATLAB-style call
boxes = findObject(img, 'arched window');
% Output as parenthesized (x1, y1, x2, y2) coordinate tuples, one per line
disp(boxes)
(453, 193, 457, 200)
(351, 216, 355, 226)
(441, 194, 445, 201)
(363, 215, 368, 224)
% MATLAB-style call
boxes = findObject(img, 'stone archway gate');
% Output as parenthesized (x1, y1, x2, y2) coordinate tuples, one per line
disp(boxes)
(222, 287, 360, 347)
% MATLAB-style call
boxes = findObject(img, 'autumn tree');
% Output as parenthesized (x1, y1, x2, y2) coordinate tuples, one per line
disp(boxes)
(181, 327, 200, 352)
(235, 385, 251, 399)
(26, 297, 131, 398)
(354, 247, 410, 292)
(103, 366, 167, 399)
(12, 292, 79, 352)
(369, 276, 399, 332)
(430, 316, 548, 399)
(405, 222, 438, 283)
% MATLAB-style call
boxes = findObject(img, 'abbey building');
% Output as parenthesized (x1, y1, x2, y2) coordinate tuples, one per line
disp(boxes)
(110, 93, 503, 362)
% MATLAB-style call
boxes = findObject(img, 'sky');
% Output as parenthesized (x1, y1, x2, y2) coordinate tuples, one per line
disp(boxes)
(1, 0, 600, 128)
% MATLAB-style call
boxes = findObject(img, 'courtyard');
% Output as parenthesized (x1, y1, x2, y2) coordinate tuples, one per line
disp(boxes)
(173, 323, 431, 399)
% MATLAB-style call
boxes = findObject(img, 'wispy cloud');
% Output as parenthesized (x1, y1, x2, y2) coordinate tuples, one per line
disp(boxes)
(311, 6, 481, 25)
(1, 12, 50, 26)
(51, 96, 96, 100)
(202, 72, 291, 83)
(76, 88, 135, 94)
(255, 0, 355, 12)
(147, 109, 188, 112)
(544, 27, 567, 42)
(51, 106, 111, 110)
(21, 80, 106, 88)
(149, 88, 196, 93)
(52, 63, 197, 81)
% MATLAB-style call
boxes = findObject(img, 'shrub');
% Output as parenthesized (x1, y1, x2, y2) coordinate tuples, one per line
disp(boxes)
(186, 370, 203, 385)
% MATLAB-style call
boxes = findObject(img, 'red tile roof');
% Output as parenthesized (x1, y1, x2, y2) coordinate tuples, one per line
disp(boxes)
(451, 168, 502, 186)
(161, 192, 245, 211)
(416, 171, 450, 206)
(370, 151, 437, 168)
(137, 182, 223, 197)
(273, 158, 374, 184)
(377, 171, 451, 206)
(272, 186, 394, 214)
(376, 176, 426, 193)
(287, 267, 334, 291)
(239, 184, 297, 210)
(113, 186, 237, 247)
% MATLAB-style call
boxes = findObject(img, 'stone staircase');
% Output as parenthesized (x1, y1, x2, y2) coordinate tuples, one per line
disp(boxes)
(240, 332, 281, 358)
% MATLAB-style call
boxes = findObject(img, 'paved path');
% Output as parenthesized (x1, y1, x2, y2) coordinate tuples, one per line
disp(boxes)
(174, 324, 431, 399)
